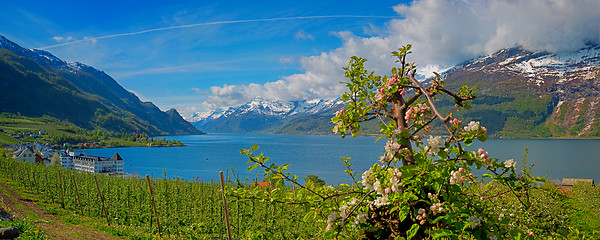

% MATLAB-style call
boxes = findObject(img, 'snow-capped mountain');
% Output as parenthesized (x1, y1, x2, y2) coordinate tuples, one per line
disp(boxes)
(451, 44, 600, 87)
(186, 97, 342, 133)
(443, 43, 600, 137)
(0, 36, 92, 73)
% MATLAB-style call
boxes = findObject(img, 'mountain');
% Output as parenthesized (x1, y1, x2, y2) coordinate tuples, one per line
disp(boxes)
(0, 35, 203, 136)
(441, 44, 600, 137)
(186, 97, 343, 133)
(188, 44, 600, 137)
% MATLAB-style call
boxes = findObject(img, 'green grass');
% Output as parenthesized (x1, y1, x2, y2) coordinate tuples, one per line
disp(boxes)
(0, 114, 185, 147)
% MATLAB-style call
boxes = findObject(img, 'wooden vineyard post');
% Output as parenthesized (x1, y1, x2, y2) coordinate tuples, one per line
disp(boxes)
(31, 169, 40, 194)
(45, 173, 53, 203)
(72, 175, 84, 216)
(146, 175, 161, 236)
(17, 165, 25, 187)
(94, 175, 110, 226)
(26, 167, 34, 190)
(219, 171, 233, 240)
(58, 169, 65, 208)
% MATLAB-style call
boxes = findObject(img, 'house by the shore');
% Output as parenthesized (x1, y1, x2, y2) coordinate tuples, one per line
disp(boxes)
(561, 178, 595, 195)
(61, 150, 124, 174)
(12, 146, 35, 164)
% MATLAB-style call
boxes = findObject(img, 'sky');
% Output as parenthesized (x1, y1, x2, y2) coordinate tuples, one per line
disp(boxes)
(1, 0, 599, 116)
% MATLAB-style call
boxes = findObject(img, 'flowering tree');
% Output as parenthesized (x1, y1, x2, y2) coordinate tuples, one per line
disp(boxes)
(235, 45, 543, 239)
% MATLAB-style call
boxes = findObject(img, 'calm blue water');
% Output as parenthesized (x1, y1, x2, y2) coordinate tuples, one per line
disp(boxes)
(83, 134, 600, 184)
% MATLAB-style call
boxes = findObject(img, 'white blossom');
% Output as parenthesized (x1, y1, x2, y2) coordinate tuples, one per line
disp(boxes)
(361, 168, 375, 191)
(503, 159, 517, 169)
(427, 136, 444, 152)
(463, 121, 480, 132)
(352, 212, 368, 228)
(372, 195, 390, 207)
(373, 179, 382, 194)
(385, 141, 401, 156)
(326, 212, 337, 231)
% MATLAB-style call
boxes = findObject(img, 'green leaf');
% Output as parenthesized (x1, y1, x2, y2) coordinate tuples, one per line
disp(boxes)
(407, 223, 419, 240)
(247, 164, 259, 172)
(303, 211, 316, 222)
(438, 149, 448, 159)
(431, 229, 453, 239)
(250, 145, 259, 152)
(477, 134, 488, 142)
(399, 205, 409, 222)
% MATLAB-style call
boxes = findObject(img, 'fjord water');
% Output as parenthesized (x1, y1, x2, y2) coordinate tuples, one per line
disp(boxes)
(84, 134, 600, 184)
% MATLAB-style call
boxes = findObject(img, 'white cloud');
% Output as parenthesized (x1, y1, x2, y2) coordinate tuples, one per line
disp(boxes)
(83, 36, 98, 44)
(175, 105, 198, 114)
(52, 36, 73, 42)
(191, 88, 205, 95)
(278, 57, 294, 64)
(202, 0, 600, 111)
(388, 0, 600, 66)
(294, 29, 314, 41)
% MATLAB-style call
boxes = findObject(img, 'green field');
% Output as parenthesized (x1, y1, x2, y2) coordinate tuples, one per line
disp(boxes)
(0, 114, 184, 148)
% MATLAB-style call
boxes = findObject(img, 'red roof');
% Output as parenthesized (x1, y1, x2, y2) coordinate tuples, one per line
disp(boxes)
(251, 181, 270, 188)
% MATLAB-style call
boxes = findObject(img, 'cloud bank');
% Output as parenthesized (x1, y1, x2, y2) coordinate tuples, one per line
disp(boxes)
(203, 0, 600, 111)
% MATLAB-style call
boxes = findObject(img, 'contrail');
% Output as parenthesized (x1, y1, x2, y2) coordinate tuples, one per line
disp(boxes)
(40, 15, 397, 49)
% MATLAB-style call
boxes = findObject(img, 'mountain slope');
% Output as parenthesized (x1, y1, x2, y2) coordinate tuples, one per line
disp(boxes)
(442, 44, 600, 137)
(0, 36, 203, 136)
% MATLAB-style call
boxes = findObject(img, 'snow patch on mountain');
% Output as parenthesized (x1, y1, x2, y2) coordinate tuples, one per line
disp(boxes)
(185, 97, 342, 123)
(456, 44, 600, 86)
(0, 35, 88, 74)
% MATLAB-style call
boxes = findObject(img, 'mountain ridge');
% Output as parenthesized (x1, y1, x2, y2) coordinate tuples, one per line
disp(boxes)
(187, 97, 343, 133)
(0, 35, 203, 136)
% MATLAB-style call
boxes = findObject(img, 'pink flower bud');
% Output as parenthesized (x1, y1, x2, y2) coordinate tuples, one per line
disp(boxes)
(477, 148, 485, 154)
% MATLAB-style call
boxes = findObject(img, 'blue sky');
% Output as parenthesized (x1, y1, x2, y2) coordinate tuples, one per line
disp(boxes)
(1, 0, 599, 115)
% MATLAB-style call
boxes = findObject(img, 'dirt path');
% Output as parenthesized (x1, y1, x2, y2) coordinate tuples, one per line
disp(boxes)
(0, 182, 120, 240)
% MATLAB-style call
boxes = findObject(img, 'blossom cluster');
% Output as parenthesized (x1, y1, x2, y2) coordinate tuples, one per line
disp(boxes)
(361, 168, 377, 192)
(375, 74, 405, 107)
(416, 208, 427, 225)
(326, 212, 337, 231)
(383, 141, 410, 163)
(449, 167, 474, 185)
(449, 118, 462, 129)
(332, 109, 345, 134)
(503, 159, 517, 169)
(427, 136, 444, 153)
(405, 103, 430, 122)
(477, 148, 490, 162)
(339, 198, 359, 219)
(463, 121, 487, 133)
(352, 212, 368, 228)
(372, 195, 390, 208)
(429, 202, 446, 215)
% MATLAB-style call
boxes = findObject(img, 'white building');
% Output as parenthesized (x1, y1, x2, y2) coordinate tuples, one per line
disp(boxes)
(12, 146, 36, 163)
(60, 151, 77, 169)
(70, 152, 124, 174)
